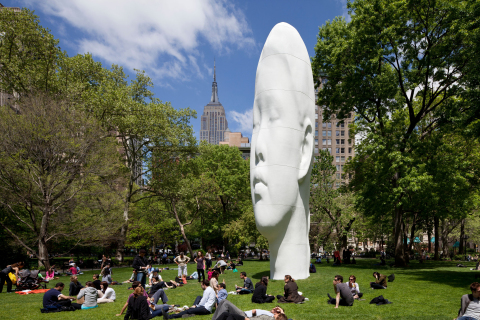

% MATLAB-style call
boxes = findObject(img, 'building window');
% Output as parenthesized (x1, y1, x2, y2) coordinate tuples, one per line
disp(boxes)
(314, 148, 319, 154)
(321, 130, 325, 136)
(316, 130, 319, 136)
(335, 182, 340, 188)
(341, 139, 345, 144)
(341, 156, 345, 162)
(336, 173, 341, 179)
(315, 139, 319, 145)
(323, 147, 327, 151)
(336, 148, 340, 154)
(328, 139, 331, 145)
(349, 147, 352, 153)
(348, 156, 352, 161)
(341, 131, 345, 136)
(322, 122, 326, 128)
(328, 148, 332, 153)
(315, 113, 318, 119)
(336, 156, 340, 162)
(341, 148, 345, 153)
(327, 123, 332, 128)
(336, 165, 340, 171)
(322, 139, 326, 145)
(327, 130, 331, 136)
(336, 122, 345, 128)
(336, 139, 340, 144)
(315, 122, 318, 128)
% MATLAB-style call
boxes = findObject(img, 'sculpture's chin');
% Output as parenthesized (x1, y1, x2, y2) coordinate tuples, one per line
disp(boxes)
(254, 204, 291, 241)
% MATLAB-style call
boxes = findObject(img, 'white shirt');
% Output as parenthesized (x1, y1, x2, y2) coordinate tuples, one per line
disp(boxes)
(149, 273, 162, 281)
(198, 286, 216, 312)
(464, 298, 480, 320)
(103, 287, 116, 300)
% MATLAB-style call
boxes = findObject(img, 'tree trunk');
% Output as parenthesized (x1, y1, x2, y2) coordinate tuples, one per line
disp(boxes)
(172, 201, 194, 258)
(37, 238, 50, 270)
(427, 230, 432, 253)
(394, 205, 406, 266)
(403, 221, 409, 264)
(116, 200, 131, 262)
(459, 219, 465, 255)
(434, 216, 439, 260)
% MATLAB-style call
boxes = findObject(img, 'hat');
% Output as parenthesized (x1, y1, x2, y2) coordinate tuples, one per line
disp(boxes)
(153, 268, 160, 273)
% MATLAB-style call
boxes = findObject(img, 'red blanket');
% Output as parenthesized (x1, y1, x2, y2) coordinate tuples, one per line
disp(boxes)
(15, 289, 49, 295)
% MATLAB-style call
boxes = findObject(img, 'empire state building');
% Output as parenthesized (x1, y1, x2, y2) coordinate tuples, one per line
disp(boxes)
(199, 62, 228, 145)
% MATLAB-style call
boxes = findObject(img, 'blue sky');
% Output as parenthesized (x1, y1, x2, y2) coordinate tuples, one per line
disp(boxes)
(4, 0, 349, 141)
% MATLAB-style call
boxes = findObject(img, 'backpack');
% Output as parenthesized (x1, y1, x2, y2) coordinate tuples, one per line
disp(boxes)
(309, 263, 316, 273)
(387, 274, 395, 282)
(369, 295, 392, 305)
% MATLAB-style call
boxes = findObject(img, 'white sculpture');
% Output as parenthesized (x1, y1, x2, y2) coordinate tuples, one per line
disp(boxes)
(250, 22, 315, 280)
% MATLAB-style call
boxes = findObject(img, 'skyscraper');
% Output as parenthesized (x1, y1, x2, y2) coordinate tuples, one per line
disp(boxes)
(199, 61, 228, 145)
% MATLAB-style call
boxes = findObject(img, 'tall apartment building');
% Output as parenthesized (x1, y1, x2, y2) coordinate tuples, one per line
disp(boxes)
(314, 78, 355, 187)
(199, 61, 228, 145)
(0, 4, 21, 107)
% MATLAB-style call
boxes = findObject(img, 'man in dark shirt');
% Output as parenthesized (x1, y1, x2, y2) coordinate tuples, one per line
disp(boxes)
(43, 282, 81, 309)
(328, 275, 354, 308)
(235, 272, 254, 294)
(132, 249, 148, 288)
(92, 274, 101, 290)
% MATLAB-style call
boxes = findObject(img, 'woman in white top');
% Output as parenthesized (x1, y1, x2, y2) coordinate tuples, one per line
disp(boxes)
(348, 275, 363, 299)
(97, 281, 116, 303)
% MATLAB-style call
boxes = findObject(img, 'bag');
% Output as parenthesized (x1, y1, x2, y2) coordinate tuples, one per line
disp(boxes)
(309, 263, 317, 273)
(232, 268, 238, 273)
(387, 274, 395, 282)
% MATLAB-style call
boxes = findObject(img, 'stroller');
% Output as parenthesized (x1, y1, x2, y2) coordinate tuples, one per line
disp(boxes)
(16, 269, 47, 290)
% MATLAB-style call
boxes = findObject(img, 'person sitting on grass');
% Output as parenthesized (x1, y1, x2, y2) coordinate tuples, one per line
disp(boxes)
(211, 300, 288, 320)
(370, 272, 387, 289)
(69, 275, 83, 296)
(116, 281, 148, 317)
(276, 275, 305, 304)
(43, 282, 81, 310)
(217, 283, 228, 303)
(97, 281, 116, 303)
(235, 272, 254, 294)
(77, 281, 99, 310)
(348, 275, 363, 299)
(45, 266, 57, 281)
(149, 276, 165, 297)
(208, 268, 213, 281)
(66, 263, 78, 276)
(210, 270, 221, 293)
(102, 264, 113, 284)
(252, 276, 275, 304)
(327, 275, 354, 308)
(456, 282, 480, 320)
(92, 274, 102, 290)
(149, 269, 162, 286)
(124, 286, 150, 320)
(162, 279, 216, 319)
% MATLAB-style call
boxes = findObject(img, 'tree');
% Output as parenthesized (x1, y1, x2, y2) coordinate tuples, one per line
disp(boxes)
(310, 150, 356, 259)
(195, 143, 250, 251)
(0, 94, 121, 268)
(312, 0, 479, 266)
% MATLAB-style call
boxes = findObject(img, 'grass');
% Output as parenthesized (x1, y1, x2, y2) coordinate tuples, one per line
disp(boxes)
(0, 258, 476, 319)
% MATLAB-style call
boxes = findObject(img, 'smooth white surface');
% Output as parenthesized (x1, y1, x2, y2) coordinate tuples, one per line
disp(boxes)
(250, 22, 315, 280)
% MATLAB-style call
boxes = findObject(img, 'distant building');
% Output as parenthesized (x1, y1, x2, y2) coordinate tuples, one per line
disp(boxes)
(219, 128, 250, 159)
(0, 3, 21, 107)
(199, 61, 228, 145)
(315, 77, 355, 187)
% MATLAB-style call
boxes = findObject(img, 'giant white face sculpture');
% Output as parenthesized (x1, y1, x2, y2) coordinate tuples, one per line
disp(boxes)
(251, 22, 315, 280)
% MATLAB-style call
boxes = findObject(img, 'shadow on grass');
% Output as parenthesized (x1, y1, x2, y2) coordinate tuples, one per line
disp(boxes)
(314, 258, 479, 290)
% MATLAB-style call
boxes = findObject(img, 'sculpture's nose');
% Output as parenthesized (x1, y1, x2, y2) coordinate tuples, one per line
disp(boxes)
(254, 129, 266, 167)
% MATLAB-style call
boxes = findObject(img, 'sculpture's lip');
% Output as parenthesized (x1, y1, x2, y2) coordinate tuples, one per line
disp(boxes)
(253, 175, 267, 189)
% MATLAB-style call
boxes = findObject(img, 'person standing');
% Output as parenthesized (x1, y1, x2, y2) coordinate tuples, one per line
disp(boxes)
(0, 262, 23, 293)
(174, 252, 190, 278)
(194, 251, 206, 282)
(132, 249, 148, 289)
(206, 250, 213, 269)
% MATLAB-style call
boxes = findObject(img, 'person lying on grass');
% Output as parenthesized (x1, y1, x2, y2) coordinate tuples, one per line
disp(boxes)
(211, 300, 288, 320)
(327, 275, 354, 308)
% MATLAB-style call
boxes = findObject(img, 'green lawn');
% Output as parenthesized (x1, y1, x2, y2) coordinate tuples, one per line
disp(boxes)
(0, 258, 475, 319)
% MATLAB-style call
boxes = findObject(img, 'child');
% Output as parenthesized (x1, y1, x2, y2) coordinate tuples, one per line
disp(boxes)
(207, 268, 213, 281)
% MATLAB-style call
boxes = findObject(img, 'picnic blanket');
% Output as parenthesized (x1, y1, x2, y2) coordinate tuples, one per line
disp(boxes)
(16, 289, 49, 295)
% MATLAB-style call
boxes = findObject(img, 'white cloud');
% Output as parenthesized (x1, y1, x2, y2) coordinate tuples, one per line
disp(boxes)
(336, 0, 351, 22)
(24, 0, 255, 80)
(229, 109, 253, 136)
